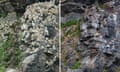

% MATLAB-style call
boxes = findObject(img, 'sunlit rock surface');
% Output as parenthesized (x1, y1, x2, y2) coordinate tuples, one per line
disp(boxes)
(0, 0, 59, 72)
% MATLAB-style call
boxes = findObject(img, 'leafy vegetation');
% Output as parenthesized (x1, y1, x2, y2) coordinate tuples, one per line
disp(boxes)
(61, 18, 83, 69)
(61, 20, 79, 28)
(0, 33, 22, 71)
(98, 3, 104, 9)
(72, 61, 81, 69)
(103, 68, 107, 72)
(0, 12, 8, 18)
(61, 18, 83, 41)
(0, 66, 5, 72)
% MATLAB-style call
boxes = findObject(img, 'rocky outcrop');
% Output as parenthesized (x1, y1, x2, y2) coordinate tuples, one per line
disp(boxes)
(61, 0, 113, 23)
(0, 1, 59, 72)
(61, 0, 120, 72)
(80, 1, 120, 72)
(61, 0, 84, 22)
(20, 2, 59, 72)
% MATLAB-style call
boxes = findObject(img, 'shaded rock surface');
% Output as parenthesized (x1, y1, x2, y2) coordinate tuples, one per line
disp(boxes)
(61, 0, 120, 72)
(0, 0, 59, 17)
(80, 0, 120, 72)
(61, 0, 84, 22)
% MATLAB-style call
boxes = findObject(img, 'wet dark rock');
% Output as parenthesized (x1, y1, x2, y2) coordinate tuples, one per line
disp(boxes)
(80, 0, 96, 5)
(61, 13, 81, 23)
(45, 25, 56, 39)
(98, 0, 112, 4)
(9, 0, 51, 13)
(61, 0, 87, 19)
(54, 0, 59, 5)
(61, 3, 84, 16)
(0, 0, 55, 17)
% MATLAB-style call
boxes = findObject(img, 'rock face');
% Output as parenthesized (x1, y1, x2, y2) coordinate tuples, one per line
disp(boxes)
(20, 2, 59, 72)
(61, 0, 113, 23)
(6, 68, 19, 72)
(61, 0, 84, 22)
(0, 1, 59, 72)
(61, 0, 120, 72)
(80, 0, 120, 72)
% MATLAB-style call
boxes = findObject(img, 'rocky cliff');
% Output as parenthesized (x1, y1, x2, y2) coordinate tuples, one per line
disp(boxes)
(0, 0, 59, 72)
(61, 0, 120, 72)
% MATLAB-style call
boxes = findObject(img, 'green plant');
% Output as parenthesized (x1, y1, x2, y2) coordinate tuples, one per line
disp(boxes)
(62, 18, 82, 33)
(98, 3, 104, 9)
(61, 18, 83, 41)
(0, 66, 5, 72)
(72, 61, 81, 69)
(74, 18, 82, 36)
(61, 20, 79, 28)
(0, 12, 8, 18)
(0, 33, 22, 71)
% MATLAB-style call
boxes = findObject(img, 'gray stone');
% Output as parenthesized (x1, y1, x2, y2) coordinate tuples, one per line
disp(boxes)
(67, 69, 82, 72)
(62, 12, 82, 23)
(6, 68, 19, 72)
(22, 54, 36, 64)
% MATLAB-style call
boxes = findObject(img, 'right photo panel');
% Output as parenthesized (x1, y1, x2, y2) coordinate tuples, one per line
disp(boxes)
(61, 0, 120, 72)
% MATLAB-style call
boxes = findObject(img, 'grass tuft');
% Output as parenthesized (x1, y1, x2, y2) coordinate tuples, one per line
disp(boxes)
(61, 18, 83, 41)
(0, 33, 22, 71)
(72, 61, 81, 69)
(61, 20, 78, 28)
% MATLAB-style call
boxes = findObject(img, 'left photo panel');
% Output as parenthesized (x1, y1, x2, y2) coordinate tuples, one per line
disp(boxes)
(0, 0, 59, 72)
